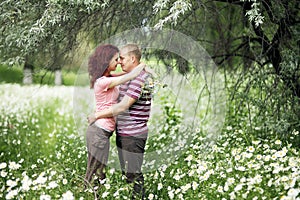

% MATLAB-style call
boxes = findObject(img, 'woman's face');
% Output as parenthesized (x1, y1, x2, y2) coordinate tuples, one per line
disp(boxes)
(107, 52, 120, 72)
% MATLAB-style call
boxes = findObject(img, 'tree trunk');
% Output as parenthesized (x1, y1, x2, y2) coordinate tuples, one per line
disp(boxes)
(54, 69, 62, 86)
(23, 62, 34, 85)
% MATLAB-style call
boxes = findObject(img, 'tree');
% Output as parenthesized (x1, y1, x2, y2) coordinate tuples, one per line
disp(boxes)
(1, 0, 299, 139)
(150, 0, 300, 140)
(152, 0, 299, 96)
(0, 0, 155, 64)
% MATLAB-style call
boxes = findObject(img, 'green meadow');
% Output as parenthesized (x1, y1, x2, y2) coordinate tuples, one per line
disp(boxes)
(0, 64, 299, 200)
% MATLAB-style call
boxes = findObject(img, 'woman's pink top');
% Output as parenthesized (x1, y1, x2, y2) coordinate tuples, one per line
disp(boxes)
(94, 76, 119, 132)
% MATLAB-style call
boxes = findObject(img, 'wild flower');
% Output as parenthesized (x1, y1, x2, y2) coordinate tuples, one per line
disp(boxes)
(168, 190, 175, 199)
(47, 181, 58, 189)
(21, 175, 32, 191)
(247, 146, 255, 153)
(184, 154, 193, 162)
(271, 154, 277, 160)
(235, 154, 242, 161)
(227, 177, 235, 185)
(252, 140, 261, 145)
(188, 169, 195, 177)
(31, 164, 37, 169)
(61, 190, 74, 200)
(7, 180, 18, 188)
(148, 193, 154, 200)
(192, 181, 199, 190)
(217, 185, 224, 193)
(5, 189, 18, 200)
(104, 183, 111, 190)
(256, 154, 262, 160)
(224, 183, 229, 192)
(40, 194, 51, 200)
(180, 183, 191, 193)
(35, 173, 47, 185)
(275, 150, 287, 158)
(113, 190, 119, 197)
(1, 171, 8, 178)
(229, 191, 236, 199)
(173, 174, 181, 181)
(236, 166, 246, 171)
(8, 161, 21, 170)
(62, 179, 68, 185)
(102, 191, 110, 198)
(178, 193, 184, 200)
(0, 162, 7, 169)
(280, 176, 289, 182)
(275, 140, 282, 145)
(243, 152, 253, 159)
(287, 188, 300, 198)
(158, 183, 163, 190)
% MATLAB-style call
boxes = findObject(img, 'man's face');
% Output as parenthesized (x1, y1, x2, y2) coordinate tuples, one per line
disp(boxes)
(119, 49, 133, 72)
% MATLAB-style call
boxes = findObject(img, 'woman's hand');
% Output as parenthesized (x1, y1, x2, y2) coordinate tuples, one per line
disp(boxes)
(137, 63, 157, 77)
(144, 66, 157, 77)
(136, 62, 147, 70)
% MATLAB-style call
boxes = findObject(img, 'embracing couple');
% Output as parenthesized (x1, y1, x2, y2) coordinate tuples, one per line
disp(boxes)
(85, 43, 154, 199)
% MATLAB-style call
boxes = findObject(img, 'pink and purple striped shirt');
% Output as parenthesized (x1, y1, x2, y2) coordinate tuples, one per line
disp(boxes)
(116, 70, 153, 136)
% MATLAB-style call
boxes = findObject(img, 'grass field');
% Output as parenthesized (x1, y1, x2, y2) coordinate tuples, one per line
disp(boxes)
(0, 65, 78, 86)
(0, 82, 299, 199)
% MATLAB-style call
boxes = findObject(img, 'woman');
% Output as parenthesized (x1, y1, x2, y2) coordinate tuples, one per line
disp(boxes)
(84, 44, 145, 187)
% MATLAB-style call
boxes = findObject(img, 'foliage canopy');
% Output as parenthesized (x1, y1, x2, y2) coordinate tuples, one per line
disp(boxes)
(1, 0, 299, 142)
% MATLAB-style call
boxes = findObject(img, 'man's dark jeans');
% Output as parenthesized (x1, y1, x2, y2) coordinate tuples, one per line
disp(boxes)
(116, 134, 147, 199)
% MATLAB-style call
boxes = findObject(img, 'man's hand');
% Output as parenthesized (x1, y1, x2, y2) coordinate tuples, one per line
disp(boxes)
(87, 113, 96, 125)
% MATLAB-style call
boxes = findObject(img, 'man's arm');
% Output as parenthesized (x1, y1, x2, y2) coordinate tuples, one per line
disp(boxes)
(88, 95, 137, 124)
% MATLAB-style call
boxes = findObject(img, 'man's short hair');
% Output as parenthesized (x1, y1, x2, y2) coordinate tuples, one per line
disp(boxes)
(121, 44, 142, 61)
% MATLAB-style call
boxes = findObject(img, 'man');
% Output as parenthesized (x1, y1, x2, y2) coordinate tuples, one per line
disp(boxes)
(89, 43, 154, 199)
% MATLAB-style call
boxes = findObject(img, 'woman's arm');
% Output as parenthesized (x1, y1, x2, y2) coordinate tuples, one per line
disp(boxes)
(87, 95, 137, 124)
(110, 71, 127, 77)
(107, 63, 146, 89)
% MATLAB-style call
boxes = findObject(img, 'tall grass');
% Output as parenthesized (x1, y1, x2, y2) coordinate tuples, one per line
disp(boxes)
(0, 83, 299, 199)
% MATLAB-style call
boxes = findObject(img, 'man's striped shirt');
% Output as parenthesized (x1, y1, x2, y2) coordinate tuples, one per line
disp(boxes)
(116, 70, 153, 136)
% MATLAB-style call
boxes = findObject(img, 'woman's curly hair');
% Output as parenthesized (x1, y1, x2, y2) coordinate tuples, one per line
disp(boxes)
(88, 44, 119, 88)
